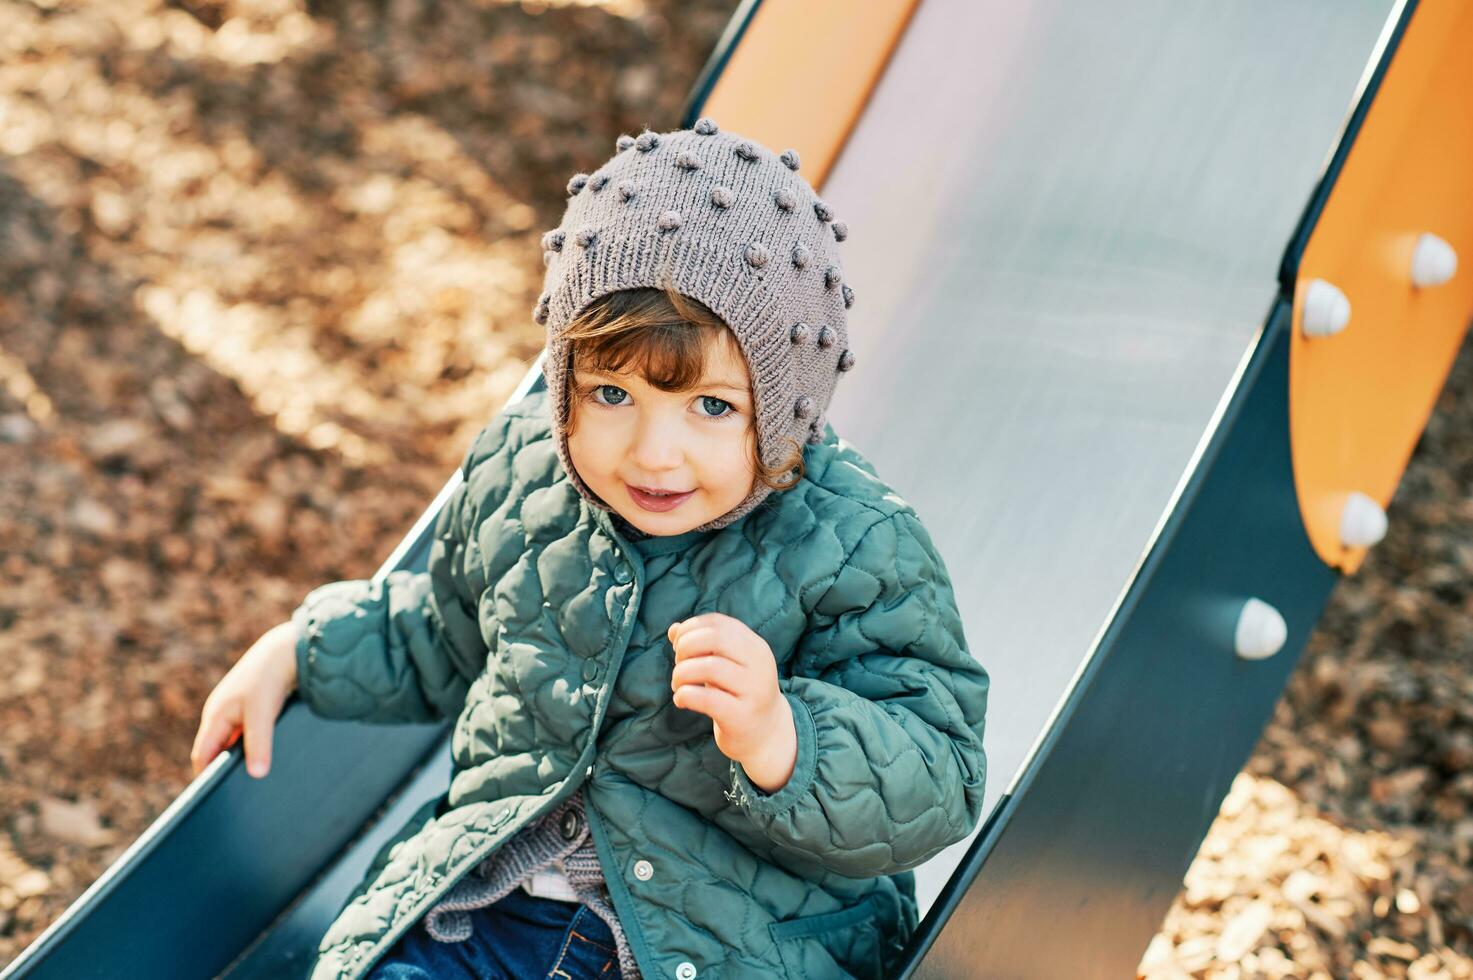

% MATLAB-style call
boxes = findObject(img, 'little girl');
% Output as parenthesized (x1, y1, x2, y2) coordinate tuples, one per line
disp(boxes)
(191, 119, 990, 980)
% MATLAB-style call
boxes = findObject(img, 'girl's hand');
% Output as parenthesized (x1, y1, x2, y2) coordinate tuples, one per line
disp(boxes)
(668, 613, 797, 793)
(190, 620, 300, 780)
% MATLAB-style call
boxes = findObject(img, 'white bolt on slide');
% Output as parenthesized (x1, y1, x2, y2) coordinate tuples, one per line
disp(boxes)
(1301, 279, 1351, 337)
(1340, 490, 1388, 548)
(1234, 597, 1287, 660)
(1410, 232, 1457, 288)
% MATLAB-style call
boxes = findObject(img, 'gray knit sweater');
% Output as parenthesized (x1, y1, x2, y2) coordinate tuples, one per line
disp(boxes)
(423, 788, 640, 979)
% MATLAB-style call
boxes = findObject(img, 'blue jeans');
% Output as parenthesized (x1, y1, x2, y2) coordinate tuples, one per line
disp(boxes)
(364, 887, 623, 980)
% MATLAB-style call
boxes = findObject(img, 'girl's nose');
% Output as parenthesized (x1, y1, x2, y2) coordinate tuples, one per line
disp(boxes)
(631, 413, 685, 469)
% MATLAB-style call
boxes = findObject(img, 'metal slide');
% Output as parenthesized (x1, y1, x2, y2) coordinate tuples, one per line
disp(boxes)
(7, 1, 1470, 977)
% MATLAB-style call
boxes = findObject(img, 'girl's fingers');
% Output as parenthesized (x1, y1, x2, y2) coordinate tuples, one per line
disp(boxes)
(670, 624, 719, 662)
(668, 614, 744, 657)
(667, 613, 727, 646)
(189, 722, 207, 773)
(191, 703, 239, 774)
(670, 683, 743, 726)
(672, 625, 751, 666)
(670, 654, 746, 697)
(242, 698, 277, 779)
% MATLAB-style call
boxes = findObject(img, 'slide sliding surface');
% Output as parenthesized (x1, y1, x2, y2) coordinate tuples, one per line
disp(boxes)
(903, 299, 1341, 977)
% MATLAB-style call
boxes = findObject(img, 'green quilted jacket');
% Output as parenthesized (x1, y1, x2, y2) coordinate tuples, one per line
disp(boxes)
(292, 386, 989, 979)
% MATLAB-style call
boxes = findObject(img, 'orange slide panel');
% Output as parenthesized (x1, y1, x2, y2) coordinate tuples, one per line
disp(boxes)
(697, 0, 923, 192)
(1290, 0, 1473, 574)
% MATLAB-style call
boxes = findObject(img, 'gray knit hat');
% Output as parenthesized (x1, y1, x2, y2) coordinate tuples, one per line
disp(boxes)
(535, 117, 857, 532)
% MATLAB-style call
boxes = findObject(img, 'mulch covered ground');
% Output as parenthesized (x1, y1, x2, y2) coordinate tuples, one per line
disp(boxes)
(0, 2, 1469, 976)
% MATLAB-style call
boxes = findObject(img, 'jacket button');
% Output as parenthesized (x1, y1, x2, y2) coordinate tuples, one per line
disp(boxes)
(632, 859, 654, 881)
(613, 564, 632, 584)
(582, 660, 600, 682)
(559, 810, 582, 841)
(676, 962, 698, 980)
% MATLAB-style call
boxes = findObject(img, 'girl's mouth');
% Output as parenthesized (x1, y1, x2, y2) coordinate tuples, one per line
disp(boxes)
(627, 484, 695, 512)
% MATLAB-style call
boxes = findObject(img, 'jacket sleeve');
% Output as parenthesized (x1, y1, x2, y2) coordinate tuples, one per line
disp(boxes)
(290, 415, 513, 725)
(726, 509, 989, 877)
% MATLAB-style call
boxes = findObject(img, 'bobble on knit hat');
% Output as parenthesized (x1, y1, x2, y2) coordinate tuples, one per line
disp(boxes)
(535, 117, 858, 533)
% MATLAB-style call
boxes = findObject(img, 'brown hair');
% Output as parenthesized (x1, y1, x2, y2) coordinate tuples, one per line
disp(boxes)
(559, 286, 805, 492)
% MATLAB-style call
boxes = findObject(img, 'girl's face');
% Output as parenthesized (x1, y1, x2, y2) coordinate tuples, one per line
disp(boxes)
(566, 335, 758, 536)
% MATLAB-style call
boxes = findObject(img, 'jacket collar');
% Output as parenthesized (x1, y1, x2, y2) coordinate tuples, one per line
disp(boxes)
(595, 502, 730, 558)
(632, 525, 722, 557)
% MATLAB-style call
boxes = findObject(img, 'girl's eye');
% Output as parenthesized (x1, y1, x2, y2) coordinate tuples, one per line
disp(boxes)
(698, 395, 735, 419)
(590, 384, 628, 406)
